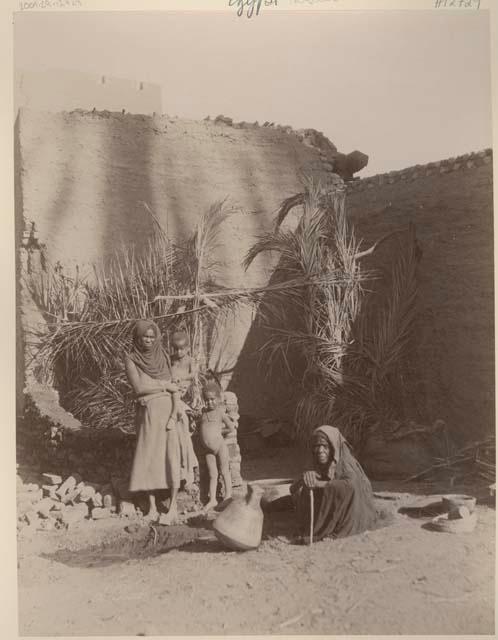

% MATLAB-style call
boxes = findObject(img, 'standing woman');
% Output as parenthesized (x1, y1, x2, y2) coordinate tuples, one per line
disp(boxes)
(124, 319, 182, 524)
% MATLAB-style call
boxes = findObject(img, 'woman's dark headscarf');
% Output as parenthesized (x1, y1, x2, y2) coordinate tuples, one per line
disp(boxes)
(312, 425, 374, 502)
(295, 425, 377, 541)
(126, 319, 172, 380)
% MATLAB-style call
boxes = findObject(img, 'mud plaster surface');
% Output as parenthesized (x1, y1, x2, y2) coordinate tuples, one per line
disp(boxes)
(17, 447, 495, 636)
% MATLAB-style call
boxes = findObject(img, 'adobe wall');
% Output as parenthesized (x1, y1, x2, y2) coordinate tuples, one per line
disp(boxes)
(346, 150, 494, 442)
(17, 108, 342, 280)
(17, 106, 494, 444)
(16, 107, 343, 411)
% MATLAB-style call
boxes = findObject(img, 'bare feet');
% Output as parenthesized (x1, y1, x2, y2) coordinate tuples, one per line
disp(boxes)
(144, 509, 159, 522)
(203, 500, 218, 512)
(158, 509, 178, 526)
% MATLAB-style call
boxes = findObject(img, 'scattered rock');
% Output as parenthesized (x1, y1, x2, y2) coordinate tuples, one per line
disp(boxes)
(56, 475, 81, 499)
(42, 473, 62, 485)
(61, 481, 85, 505)
(91, 492, 103, 508)
(214, 114, 233, 126)
(42, 484, 58, 499)
(77, 485, 96, 503)
(103, 492, 117, 509)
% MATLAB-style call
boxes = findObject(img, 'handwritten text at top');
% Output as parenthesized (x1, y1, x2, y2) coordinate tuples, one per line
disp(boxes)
(229, 0, 278, 19)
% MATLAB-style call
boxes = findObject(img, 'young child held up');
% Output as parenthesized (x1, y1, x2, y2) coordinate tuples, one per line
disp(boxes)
(200, 380, 236, 511)
(170, 330, 196, 399)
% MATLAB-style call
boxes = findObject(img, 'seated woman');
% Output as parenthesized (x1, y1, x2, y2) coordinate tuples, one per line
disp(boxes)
(290, 425, 377, 542)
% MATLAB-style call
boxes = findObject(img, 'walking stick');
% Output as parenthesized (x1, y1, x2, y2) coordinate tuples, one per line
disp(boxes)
(309, 488, 314, 546)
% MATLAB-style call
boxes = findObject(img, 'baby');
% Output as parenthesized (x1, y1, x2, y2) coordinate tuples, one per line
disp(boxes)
(200, 381, 236, 511)
(169, 330, 199, 487)
(170, 330, 195, 399)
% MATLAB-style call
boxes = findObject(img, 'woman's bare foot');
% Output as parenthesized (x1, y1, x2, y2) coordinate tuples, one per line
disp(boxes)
(158, 508, 178, 526)
(203, 500, 218, 512)
(144, 509, 159, 522)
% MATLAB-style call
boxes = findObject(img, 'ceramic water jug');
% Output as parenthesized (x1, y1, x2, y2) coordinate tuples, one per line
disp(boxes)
(213, 483, 264, 551)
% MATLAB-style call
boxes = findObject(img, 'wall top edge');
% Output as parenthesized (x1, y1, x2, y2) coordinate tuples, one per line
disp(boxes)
(347, 148, 493, 191)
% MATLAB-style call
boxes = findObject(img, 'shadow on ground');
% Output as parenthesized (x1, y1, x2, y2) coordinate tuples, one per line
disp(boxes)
(41, 496, 400, 569)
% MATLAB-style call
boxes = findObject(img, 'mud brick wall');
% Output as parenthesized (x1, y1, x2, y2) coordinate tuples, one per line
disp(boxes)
(16, 107, 494, 446)
(346, 150, 494, 442)
(16, 108, 344, 416)
(16, 108, 338, 277)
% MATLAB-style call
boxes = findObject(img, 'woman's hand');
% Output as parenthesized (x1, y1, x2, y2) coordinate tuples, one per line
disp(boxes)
(302, 470, 320, 489)
(163, 381, 179, 393)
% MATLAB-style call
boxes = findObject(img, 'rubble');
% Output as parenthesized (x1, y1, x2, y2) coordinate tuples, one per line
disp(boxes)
(17, 470, 119, 533)
(42, 484, 58, 499)
(61, 482, 85, 505)
(77, 485, 96, 503)
(16, 392, 244, 534)
(42, 473, 62, 485)
(91, 492, 103, 508)
(102, 485, 116, 509)
(56, 474, 82, 498)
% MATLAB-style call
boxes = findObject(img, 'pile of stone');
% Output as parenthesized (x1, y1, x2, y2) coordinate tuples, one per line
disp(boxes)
(16, 469, 138, 532)
(223, 391, 243, 488)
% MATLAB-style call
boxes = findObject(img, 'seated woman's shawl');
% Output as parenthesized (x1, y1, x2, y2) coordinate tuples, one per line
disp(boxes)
(296, 425, 377, 541)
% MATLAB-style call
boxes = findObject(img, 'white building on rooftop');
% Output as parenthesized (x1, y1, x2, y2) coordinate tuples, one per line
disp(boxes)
(15, 68, 162, 115)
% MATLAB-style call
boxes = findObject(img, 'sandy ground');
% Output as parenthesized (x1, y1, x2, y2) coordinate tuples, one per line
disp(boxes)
(17, 447, 495, 637)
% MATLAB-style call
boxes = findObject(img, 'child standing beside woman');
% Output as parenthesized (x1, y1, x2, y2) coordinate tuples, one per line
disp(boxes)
(198, 380, 237, 511)
(170, 331, 237, 511)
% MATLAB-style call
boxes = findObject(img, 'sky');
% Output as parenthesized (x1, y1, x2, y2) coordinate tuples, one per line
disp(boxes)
(14, 9, 493, 176)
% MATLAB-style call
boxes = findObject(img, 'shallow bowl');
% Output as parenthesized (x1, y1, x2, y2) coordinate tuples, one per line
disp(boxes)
(441, 494, 476, 514)
(429, 511, 477, 534)
(256, 478, 293, 506)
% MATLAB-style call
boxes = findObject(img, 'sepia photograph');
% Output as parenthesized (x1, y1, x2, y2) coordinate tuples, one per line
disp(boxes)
(10, 1, 496, 637)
